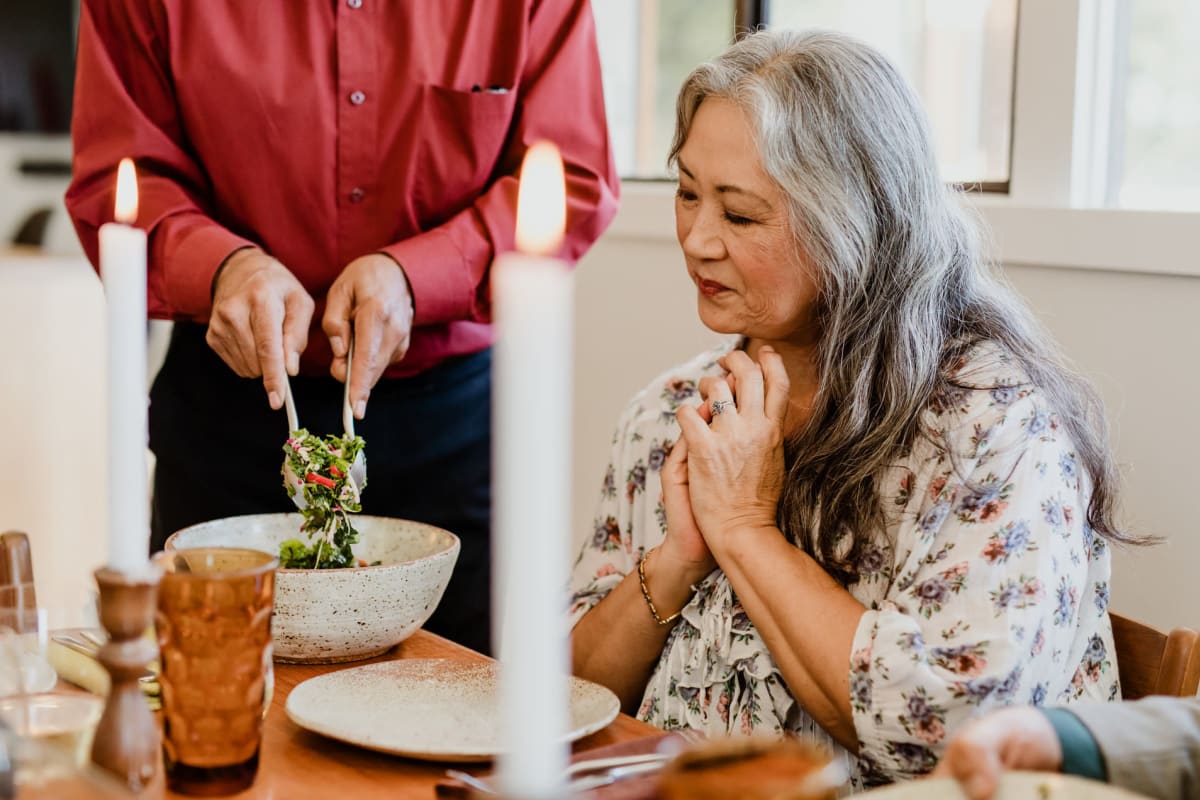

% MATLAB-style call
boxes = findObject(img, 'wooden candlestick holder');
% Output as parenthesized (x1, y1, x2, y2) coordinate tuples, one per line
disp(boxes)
(90, 565, 163, 793)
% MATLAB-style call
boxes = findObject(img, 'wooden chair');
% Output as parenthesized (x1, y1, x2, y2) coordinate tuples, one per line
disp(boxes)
(1111, 612, 1200, 699)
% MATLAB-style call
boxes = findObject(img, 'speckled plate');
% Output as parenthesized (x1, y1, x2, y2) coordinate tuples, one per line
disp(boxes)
(285, 658, 621, 762)
(861, 773, 1150, 799)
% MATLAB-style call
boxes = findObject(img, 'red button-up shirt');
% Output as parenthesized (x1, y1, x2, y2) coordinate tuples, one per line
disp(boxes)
(66, 0, 618, 377)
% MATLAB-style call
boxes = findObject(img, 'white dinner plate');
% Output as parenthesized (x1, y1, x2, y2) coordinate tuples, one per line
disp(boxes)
(862, 772, 1150, 800)
(285, 658, 621, 762)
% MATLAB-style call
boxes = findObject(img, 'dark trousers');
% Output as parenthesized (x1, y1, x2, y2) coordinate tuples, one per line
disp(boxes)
(149, 323, 493, 655)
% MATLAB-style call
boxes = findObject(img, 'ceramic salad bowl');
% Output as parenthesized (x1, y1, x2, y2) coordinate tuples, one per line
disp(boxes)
(165, 513, 459, 664)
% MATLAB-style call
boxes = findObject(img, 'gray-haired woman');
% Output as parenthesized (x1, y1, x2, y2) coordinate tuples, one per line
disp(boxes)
(570, 30, 1131, 789)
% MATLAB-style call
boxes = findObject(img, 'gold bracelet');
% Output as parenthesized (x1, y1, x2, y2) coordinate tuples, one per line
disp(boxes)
(638, 547, 681, 627)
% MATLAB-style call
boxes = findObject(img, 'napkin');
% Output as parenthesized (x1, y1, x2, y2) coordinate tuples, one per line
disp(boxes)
(47, 639, 110, 696)
(435, 732, 679, 799)
(47, 638, 162, 711)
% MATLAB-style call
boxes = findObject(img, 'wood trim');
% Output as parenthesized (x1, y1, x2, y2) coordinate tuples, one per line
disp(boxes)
(735, 0, 766, 37)
(1111, 612, 1200, 700)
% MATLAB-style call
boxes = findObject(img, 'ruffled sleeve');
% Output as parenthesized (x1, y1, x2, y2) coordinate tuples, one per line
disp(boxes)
(567, 398, 642, 628)
(849, 385, 1115, 782)
(567, 349, 727, 629)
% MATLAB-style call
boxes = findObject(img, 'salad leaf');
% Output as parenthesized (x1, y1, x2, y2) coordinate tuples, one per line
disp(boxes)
(280, 429, 367, 569)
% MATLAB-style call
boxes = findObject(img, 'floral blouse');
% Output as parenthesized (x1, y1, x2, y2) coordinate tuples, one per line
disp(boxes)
(569, 338, 1118, 789)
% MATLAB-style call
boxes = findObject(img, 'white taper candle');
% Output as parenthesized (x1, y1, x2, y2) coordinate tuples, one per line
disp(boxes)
(493, 141, 572, 799)
(98, 158, 149, 572)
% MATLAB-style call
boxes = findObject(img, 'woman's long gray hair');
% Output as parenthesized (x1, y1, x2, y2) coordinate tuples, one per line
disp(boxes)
(670, 30, 1132, 584)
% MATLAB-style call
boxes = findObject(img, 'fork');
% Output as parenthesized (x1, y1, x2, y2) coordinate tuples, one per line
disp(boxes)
(282, 378, 307, 510)
(342, 337, 367, 491)
(444, 751, 674, 795)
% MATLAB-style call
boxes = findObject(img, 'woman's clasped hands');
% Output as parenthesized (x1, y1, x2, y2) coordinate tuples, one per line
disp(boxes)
(660, 347, 791, 571)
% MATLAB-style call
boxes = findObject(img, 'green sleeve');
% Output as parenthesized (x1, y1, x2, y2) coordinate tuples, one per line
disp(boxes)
(1043, 708, 1108, 783)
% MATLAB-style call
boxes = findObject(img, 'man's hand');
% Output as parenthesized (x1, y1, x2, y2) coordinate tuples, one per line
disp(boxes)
(323, 253, 414, 418)
(933, 707, 1063, 800)
(207, 247, 314, 409)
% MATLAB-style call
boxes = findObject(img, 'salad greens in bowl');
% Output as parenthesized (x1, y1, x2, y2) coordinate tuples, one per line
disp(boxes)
(279, 429, 370, 569)
(164, 513, 459, 664)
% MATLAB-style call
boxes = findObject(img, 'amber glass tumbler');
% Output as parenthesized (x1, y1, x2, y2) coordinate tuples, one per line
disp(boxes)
(154, 548, 276, 796)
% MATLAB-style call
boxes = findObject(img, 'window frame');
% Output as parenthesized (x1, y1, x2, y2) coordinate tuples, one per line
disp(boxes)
(744, 0, 1016, 193)
(605, 0, 1200, 279)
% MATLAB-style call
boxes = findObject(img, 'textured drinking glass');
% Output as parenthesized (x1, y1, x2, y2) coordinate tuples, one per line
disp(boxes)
(154, 548, 276, 797)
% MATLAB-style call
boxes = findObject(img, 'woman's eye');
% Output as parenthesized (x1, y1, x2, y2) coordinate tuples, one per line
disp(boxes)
(675, 187, 698, 202)
(724, 212, 754, 226)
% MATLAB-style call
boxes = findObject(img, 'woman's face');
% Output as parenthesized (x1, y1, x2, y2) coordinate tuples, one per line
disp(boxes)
(675, 98, 819, 346)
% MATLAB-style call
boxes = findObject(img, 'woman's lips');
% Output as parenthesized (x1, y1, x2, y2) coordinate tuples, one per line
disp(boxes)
(698, 279, 730, 297)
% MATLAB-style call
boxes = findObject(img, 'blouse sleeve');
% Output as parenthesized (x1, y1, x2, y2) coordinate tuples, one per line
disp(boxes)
(849, 388, 1107, 781)
(568, 399, 641, 629)
(567, 380, 687, 628)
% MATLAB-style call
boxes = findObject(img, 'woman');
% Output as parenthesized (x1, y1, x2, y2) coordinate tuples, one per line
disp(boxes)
(570, 30, 1129, 788)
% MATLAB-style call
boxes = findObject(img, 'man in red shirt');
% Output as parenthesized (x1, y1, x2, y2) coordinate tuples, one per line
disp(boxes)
(66, 0, 619, 655)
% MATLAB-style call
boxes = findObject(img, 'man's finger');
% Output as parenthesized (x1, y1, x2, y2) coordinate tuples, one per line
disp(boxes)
(349, 309, 385, 418)
(939, 735, 1002, 800)
(322, 282, 353, 376)
(250, 299, 287, 409)
(281, 290, 314, 376)
(207, 309, 255, 378)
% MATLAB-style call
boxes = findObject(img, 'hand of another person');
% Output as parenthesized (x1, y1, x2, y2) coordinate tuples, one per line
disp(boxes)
(658, 421, 718, 584)
(323, 253, 415, 419)
(932, 707, 1063, 800)
(674, 348, 789, 550)
(207, 247, 315, 409)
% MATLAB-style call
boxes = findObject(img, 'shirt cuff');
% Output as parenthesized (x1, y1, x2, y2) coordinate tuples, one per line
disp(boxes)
(381, 227, 474, 327)
(162, 223, 256, 318)
(1044, 708, 1108, 783)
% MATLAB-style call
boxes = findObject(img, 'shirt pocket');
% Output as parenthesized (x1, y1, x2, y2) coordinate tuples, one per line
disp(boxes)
(412, 84, 518, 225)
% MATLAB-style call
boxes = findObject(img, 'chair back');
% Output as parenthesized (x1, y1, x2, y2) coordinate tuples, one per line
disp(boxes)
(1111, 612, 1200, 699)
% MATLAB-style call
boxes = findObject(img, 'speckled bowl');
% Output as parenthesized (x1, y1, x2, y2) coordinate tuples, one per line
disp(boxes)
(164, 513, 460, 664)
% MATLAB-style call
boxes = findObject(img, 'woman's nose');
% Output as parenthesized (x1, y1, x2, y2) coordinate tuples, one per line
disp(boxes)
(680, 207, 725, 261)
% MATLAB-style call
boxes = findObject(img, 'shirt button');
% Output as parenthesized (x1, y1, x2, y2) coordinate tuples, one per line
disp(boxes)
(347, 0, 362, 6)
(349, 90, 366, 105)
(349, 187, 365, 203)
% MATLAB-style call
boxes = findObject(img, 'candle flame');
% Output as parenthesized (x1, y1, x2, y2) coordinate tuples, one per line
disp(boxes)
(515, 141, 565, 256)
(114, 158, 138, 225)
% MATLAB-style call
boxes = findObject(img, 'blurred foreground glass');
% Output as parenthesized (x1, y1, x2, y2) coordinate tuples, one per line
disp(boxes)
(0, 596, 56, 697)
(0, 591, 122, 795)
(0, 693, 112, 795)
(154, 548, 276, 797)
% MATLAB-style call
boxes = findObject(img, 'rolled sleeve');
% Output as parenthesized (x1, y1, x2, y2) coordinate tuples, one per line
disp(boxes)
(66, 0, 259, 321)
(157, 217, 255, 318)
(1069, 697, 1200, 800)
(382, 227, 474, 326)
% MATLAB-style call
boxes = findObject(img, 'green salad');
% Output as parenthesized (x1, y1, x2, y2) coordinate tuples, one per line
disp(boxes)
(279, 429, 369, 569)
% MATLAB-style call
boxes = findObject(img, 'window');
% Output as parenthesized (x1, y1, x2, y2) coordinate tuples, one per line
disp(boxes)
(1109, 1, 1200, 210)
(594, 1, 735, 179)
(593, 0, 1018, 188)
(764, 0, 1017, 188)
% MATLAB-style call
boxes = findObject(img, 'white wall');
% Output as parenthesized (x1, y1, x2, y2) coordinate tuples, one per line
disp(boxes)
(571, 188, 1200, 633)
(0, 257, 108, 625)
(1006, 264, 1200, 631)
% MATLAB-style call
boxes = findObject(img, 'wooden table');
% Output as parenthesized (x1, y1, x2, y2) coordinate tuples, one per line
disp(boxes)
(159, 630, 657, 799)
